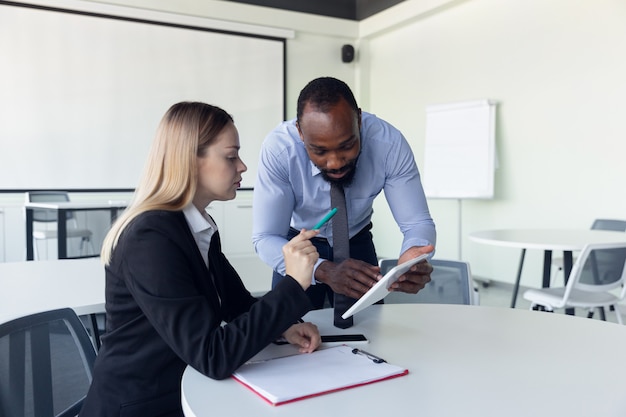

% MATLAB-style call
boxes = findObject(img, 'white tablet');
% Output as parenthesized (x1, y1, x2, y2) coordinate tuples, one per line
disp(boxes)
(341, 254, 429, 319)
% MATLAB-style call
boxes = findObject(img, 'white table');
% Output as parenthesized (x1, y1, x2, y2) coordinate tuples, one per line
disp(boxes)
(181, 304, 626, 417)
(0, 257, 269, 347)
(0, 258, 106, 348)
(24, 200, 128, 260)
(0, 258, 105, 324)
(468, 229, 626, 308)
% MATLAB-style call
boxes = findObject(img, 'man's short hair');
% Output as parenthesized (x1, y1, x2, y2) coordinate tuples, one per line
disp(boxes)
(296, 77, 359, 123)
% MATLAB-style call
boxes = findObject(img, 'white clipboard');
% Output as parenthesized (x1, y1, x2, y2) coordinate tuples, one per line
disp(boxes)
(342, 254, 429, 319)
(233, 345, 408, 406)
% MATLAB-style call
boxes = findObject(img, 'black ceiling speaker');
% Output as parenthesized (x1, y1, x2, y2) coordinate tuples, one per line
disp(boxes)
(341, 44, 355, 63)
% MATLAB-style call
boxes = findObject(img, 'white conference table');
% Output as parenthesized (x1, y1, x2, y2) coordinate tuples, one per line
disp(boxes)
(181, 304, 626, 417)
(469, 229, 626, 308)
(0, 258, 269, 346)
(24, 200, 128, 260)
(0, 258, 106, 348)
(0, 258, 105, 324)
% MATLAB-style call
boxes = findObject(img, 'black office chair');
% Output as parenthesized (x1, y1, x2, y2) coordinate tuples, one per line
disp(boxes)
(378, 258, 479, 305)
(25, 191, 94, 259)
(0, 308, 97, 417)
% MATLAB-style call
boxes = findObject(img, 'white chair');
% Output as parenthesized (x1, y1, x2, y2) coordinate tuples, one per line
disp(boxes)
(523, 242, 626, 324)
(25, 191, 94, 259)
(378, 258, 479, 305)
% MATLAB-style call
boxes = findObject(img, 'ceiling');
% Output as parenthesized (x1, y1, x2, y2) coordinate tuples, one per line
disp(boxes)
(220, 0, 406, 21)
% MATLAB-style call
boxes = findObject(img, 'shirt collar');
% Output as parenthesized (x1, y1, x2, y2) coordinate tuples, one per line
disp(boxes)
(182, 203, 217, 234)
(310, 160, 322, 177)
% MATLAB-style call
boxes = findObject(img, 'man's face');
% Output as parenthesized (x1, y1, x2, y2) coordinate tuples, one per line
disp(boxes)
(297, 98, 361, 187)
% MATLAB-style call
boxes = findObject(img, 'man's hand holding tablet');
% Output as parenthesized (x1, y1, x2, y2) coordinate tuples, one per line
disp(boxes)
(341, 253, 430, 319)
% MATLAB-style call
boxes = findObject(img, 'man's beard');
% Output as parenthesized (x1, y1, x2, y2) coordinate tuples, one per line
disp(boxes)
(320, 158, 357, 187)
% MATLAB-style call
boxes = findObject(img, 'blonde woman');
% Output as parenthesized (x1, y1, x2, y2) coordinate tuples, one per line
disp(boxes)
(81, 102, 321, 417)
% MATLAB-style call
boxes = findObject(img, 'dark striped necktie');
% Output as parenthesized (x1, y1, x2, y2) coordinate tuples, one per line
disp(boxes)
(330, 182, 355, 328)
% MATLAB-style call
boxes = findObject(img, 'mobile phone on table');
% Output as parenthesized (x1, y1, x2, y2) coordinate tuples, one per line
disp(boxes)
(321, 334, 368, 344)
(273, 334, 369, 345)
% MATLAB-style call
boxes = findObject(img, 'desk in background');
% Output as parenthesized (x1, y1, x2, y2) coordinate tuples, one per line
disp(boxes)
(24, 200, 128, 260)
(468, 229, 626, 308)
(0, 257, 269, 347)
(181, 304, 626, 417)
(0, 258, 105, 348)
(0, 259, 105, 324)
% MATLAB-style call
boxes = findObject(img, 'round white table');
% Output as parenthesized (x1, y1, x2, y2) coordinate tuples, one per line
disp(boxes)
(0, 258, 271, 324)
(0, 258, 106, 324)
(0, 258, 106, 348)
(181, 304, 626, 417)
(0, 258, 271, 348)
(468, 229, 626, 307)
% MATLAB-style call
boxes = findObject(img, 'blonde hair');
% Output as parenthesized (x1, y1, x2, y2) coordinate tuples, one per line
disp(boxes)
(101, 102, 233, 264)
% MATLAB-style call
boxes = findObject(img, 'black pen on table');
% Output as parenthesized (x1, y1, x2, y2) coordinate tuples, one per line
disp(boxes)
(352, 348, 386, 363)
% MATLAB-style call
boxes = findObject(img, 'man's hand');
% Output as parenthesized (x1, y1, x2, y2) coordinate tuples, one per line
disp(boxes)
(389, 245, 435, 293)
(283, 322, 321, 353)
(315, 258, 382, 299)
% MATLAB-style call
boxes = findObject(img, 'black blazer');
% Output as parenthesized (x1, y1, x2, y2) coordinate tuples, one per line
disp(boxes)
(80, 210, 312, 417)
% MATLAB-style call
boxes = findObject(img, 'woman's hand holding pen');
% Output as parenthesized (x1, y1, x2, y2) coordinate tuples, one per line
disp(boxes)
(282, 229, 322, 353)
(282, 229, 320, 290)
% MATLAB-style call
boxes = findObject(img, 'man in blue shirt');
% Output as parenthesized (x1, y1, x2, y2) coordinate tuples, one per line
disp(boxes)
(253, 77, 436, 316)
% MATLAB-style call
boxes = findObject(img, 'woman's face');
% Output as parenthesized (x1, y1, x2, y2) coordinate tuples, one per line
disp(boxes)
(194, 122, 247, 209)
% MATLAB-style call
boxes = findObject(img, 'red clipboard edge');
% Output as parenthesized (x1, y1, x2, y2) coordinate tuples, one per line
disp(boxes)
(232, 368, 409, 406)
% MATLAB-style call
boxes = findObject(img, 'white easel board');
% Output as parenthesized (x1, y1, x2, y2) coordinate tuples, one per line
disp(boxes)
(423, 100, 496, 199)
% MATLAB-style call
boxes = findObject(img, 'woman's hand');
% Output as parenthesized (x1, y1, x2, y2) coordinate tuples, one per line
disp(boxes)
(282, 322, 321, 353)
(282, 229, 320, 290)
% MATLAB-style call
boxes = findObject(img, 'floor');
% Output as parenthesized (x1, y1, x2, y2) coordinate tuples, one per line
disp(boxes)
(474, 279, 624, 325)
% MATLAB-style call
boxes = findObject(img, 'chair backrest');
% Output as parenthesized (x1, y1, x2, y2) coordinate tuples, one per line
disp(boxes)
(379, 258, 475, 305)
(25, 191, 72, 222)
(0, 308, 97, 417)
(564, 242, 626, 300)
(590, 219, 626, 232)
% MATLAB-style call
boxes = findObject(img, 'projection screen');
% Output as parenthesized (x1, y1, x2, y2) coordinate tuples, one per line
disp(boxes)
(0, 1, 287, 190)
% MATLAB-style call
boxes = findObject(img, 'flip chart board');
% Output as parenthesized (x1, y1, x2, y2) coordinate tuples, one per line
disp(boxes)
(423, 100, 496, 199)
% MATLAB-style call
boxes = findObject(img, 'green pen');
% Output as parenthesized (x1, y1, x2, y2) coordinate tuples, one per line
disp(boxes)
(313, 207, 338, 230)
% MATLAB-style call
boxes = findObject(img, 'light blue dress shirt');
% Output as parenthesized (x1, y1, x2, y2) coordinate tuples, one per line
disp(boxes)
(252, 111, 436, 276)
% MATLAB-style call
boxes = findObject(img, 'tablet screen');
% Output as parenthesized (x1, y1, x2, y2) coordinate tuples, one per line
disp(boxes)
(341, 254, 429, 319)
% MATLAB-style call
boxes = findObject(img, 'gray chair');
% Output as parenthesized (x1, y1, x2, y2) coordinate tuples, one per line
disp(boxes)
(523, 242, 626, 324)
(379, 258, 478, 305)
(552, 219, 626, 275)
(590, 219, 626, 231)
(25, 191, 94, 259)
(0, 308, 97, 417)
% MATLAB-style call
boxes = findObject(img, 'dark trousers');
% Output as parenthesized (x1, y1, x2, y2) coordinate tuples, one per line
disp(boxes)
(272, 223, 378, 309)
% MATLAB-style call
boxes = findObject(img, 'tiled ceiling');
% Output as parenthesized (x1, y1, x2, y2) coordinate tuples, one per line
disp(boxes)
(220, 0, 406, 21)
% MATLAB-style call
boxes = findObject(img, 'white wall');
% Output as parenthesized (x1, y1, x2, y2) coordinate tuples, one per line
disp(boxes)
(5, 0, 626, 292)
(78, 0, 361, 119)
(0, 0, 358, 261)
(363, 0, 626, 286)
